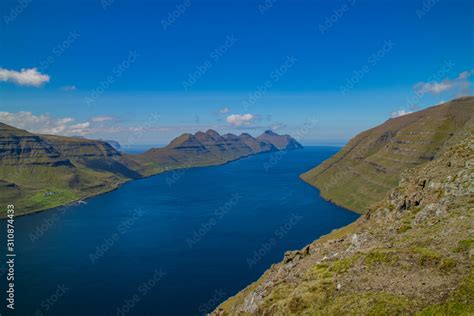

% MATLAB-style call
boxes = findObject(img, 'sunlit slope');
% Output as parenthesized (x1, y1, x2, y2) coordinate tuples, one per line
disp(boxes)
(301, 97, 474, 213)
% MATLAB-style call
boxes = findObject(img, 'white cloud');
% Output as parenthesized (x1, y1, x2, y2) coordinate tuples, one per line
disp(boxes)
(414, 81, 452, 94)
(0, 67, 50, 87)
(0, 112, 90, 136)
(226, 113, 256, 127)
(414, 69, 474, 96)
(391, 109, 413, 118)
(91, 115, 114, 122)
(0, 112, 163, 138)
(219, 107, 230, 114)
(61, 85, 77, 91)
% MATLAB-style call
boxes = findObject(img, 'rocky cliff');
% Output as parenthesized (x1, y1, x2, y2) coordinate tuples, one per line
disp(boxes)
(0, 123, 145, 216)
(301, 97, 474, 213)
(212, 134, 473, 315)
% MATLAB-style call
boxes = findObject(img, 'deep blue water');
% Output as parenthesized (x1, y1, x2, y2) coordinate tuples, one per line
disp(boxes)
(0, 147, 358, 316)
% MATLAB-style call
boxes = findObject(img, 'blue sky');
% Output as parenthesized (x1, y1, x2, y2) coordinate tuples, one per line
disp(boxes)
(0, 0, 473, 146)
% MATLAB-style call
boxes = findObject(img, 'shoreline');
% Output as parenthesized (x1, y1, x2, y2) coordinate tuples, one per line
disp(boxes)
(1, 148, 301, 219)
(298, 174, 363, 215)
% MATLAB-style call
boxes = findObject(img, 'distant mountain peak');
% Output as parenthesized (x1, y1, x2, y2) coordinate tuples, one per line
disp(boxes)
(257, 130, 303, 150)
(205, 129, 220, 137)
(239, 132, 252, 138)
(263, 130, 278, 135)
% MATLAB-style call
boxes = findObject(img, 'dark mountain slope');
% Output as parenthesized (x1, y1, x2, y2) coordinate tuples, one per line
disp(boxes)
(257, 130, 304, 150)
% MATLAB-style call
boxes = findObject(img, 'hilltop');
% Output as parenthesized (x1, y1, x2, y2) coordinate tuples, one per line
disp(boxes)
(301, 97, 474, 213)
(0, 125, 301, 217)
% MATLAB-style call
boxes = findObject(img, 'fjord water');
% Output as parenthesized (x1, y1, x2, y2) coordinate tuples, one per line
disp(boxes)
(2, 147, 358, 316)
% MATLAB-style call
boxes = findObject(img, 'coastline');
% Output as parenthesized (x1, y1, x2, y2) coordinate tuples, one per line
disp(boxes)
(1, 148, 300, 219)
(298, 174, 364, 215)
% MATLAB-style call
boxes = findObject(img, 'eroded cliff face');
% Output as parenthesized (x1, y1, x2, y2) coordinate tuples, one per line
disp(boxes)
(301, 97, 474, 213)
(0, 123, 71, 167)
(0, 124, 142, 216)
(213, 136, 473, 315)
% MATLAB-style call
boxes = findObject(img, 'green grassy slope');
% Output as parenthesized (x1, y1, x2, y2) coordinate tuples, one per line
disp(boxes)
(300, 97, 474, 213)
(213, 134, 474, 316)
(0, 124, 142, 216)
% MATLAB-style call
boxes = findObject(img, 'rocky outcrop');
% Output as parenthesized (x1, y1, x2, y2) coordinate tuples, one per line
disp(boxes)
(301, 97, 474, 213)
(212, 135, 473, 315)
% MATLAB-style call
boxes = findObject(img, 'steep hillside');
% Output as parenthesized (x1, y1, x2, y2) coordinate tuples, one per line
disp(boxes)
(213, 134, 473, 315)
(301, 97, 474, 213)
(0, 123, 143, 216)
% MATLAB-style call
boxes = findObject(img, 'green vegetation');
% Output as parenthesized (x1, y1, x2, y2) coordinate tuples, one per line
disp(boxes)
(329, 292, 416, 315)
(300, 97, 474, 213)
(417, 264, 474, 315)
(454, 239, 474, 253)
(330, 256, 358, 274)
(25, 188, 79, 210)
(212, 102, 474, 315)
(364, 250, 397, 267)
(412, 247, 442, 266)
